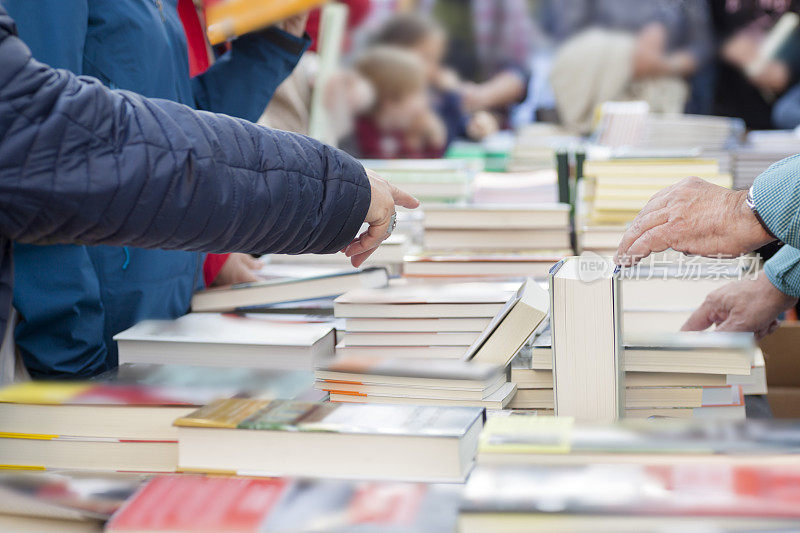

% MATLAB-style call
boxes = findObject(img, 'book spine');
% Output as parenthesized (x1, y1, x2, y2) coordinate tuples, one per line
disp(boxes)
(549, 271, 560, 416)
(612, 270, 625, 420)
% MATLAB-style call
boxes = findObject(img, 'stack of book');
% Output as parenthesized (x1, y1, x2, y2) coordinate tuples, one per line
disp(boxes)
(333, 280, 520, 359)
(107, 474, 462, 532)
(594, 112, 743, 152)
(421, 203, 570, 253)
(731, 130, 800, 189)
(361, 159, 478, 203)
(315, 357, 516, 409)
(581, 157, 731, 225)
(115, 313, 337, 370)
(616, 260, 748, 335)
(174, 399, 484, 482)
(404, 253, 563, 281)
(460, 461, 800, 531)
(507, 123, 574, 172)
(577, 157, 732, 254)
(470, 169, 560, 204)
(512, 328, 757, 419)
(325, 280, 550, 409)
(0, 363, 319, 471)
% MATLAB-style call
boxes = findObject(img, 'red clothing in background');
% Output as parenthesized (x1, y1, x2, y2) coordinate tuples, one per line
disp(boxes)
(307, 0, 371, 52)
(355, 116, 445, 159)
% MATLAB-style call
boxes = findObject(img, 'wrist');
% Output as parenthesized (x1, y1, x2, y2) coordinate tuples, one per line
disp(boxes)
(757, 271, 798, 308)
(737, 187, 776, 251)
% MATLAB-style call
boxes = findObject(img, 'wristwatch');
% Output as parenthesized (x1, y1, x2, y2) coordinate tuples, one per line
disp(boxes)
(746, 186, 777, 240)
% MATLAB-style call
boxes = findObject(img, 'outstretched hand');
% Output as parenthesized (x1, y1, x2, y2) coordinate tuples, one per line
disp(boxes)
(681, 275, 796, 339)
(614, 177, 773, 266)
(344, 170, 420, 268)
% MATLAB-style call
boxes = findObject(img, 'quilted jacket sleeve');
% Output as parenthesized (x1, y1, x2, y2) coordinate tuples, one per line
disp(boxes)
(0, 8, 370, 255)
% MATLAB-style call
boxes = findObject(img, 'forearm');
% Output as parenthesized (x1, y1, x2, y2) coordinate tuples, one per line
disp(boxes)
(192, 27, 310, 121)
(751, 154, 800, 249)
(0, 19, 369, 255)
(475, 70, 526, 109)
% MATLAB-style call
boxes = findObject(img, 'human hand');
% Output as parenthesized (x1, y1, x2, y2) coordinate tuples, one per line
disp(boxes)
(722, 31, 760, 69)
(460, 82, 489, 113)
(614, 177, 774, 266)
(277, 11, 309, 38)
(632, 22, 668, 79)
(682, 275, 796, 338)
(210, 253, 262, 286)
(418, 110, 447, 149)
(343, 170, 420, 268)
(466, 111, 499, 140)
(434, 67, 461, 92)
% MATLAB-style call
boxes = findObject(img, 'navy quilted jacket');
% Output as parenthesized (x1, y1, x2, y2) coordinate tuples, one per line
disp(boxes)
(0, 7, 371, 346)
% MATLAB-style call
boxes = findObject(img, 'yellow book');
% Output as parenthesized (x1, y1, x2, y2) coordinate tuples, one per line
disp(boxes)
(478, 416, 573, 455)
(206, 0, 328, 45)
(0, 381, 92, 404)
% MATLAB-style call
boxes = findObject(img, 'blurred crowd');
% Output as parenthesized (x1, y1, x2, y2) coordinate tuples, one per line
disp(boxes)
(260, 0, 800, 158)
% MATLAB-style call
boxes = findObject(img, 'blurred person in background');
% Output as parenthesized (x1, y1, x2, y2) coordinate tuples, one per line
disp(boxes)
(352, 46, 448, 158)
(417, 0, 532, 120)
(3, 0, 310, 379)
(710, 0, 800, 129)
(372, 14, 499, 146)
(260, 0, 375, 142)
(543, 0, 714, 114)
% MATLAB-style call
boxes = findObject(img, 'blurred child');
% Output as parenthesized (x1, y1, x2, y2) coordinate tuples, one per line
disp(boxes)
(353, 46, 447, 158)
(260, 53, 374, 144)
(374, 14, 499, 144)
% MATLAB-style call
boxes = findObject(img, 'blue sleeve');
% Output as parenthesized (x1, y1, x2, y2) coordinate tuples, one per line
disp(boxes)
(751, 154, 800, 249)
(0, 11, 370, 255)
(192, 28, 310, 122)
(764, 245, 800, 298)
(1, 0, 87, 72)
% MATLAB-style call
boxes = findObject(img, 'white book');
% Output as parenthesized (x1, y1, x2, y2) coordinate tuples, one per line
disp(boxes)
(550, 257, 623, 421)
(403, 254, 563, 280)
(465, 279, 549, 367)
(191, 267, 388, 313)
(424, 229, 570, 252)
(115, 313, 335, 370)
(329, 382, 517, 410)
(335, 342, 467, 359)
(531, 330, 754, 375)
(340, 331, 480, 347)
(423, 203, 570, 230)
(345, 317, 493, 333)
(334, 281, 518, 319)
